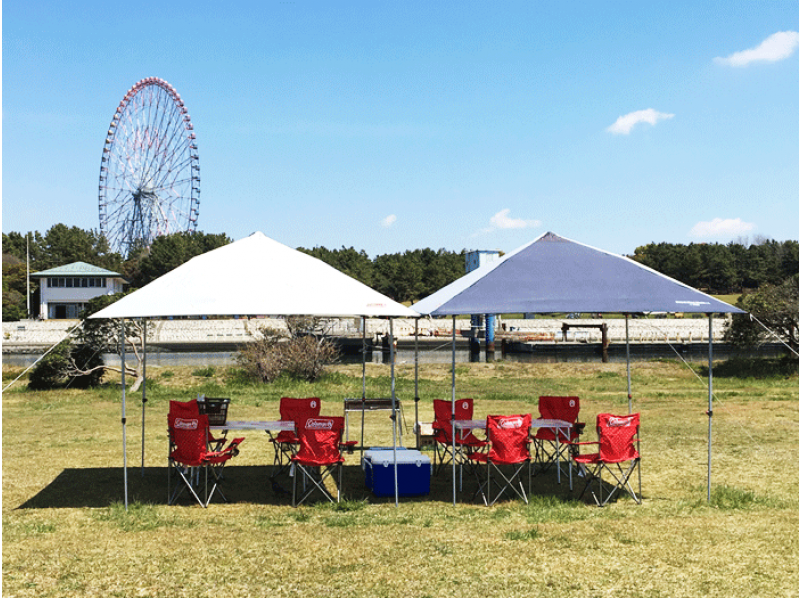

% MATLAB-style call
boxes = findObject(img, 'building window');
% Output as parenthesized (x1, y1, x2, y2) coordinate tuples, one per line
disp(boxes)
(46, 276, 110, 287)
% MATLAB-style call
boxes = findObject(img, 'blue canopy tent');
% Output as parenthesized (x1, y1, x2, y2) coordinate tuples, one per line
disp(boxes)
(412, 232, 745, 503)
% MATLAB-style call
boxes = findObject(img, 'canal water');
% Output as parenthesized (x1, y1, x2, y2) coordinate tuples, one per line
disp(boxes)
(3, 343, 786, 368)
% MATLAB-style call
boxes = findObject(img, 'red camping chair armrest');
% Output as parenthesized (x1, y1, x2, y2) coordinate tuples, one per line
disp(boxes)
(340, 440, 358, 454)
(567, 440, 597, 448)
(215, 437, 245, 458)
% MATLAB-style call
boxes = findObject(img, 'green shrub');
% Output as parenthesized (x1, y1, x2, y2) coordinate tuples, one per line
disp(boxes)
(68, 344, 105, 388)
(28, 341, 72, 390)
(192, 366, 215, 377)
(27, 340, 104, 390)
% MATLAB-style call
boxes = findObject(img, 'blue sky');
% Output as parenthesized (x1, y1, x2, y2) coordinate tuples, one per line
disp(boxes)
(3, 1, 798, 258)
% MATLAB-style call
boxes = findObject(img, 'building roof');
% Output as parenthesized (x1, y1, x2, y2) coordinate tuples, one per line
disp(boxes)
(31, 261, 124, 278)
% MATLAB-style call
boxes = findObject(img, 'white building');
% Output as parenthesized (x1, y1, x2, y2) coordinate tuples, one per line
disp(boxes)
(30, 261, 127, 320)
(465, 249, 501, 273)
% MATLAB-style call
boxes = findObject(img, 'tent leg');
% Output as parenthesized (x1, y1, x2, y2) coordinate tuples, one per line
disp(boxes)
(414, 318, 420, 450)
(121, 319, 128, 511)
(707, 315, 714, 502)
(451, 315, 457, 507)
(625, 314, 632, 414)
(390, 319, 399, 507)
(361, 318, 366, 457)
(142, 319, 147, 476)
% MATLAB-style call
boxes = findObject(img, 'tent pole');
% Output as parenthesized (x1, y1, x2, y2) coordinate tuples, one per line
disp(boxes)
(707, 314, 714, 502)
(141, 319, 147, 476)
(451, 315, 457, 507)
(361, 317, 366, 455)
(414, 318, 420, 450)
(121, 319, 128, 511)
(625, 314, 632, 414)
(390, 319, 399, 507)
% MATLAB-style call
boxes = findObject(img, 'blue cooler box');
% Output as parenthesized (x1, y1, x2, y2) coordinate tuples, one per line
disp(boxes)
(362, 448, 431, 497)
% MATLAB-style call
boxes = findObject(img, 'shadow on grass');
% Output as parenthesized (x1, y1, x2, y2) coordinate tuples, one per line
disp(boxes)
(16, 460, 592, 509)
(699, 356, 798, 379)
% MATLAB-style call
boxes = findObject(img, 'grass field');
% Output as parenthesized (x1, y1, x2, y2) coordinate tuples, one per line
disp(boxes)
(3, 357, 797, 598)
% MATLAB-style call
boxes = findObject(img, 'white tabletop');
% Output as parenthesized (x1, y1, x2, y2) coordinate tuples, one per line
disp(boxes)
(453, 419, 486, 431)
(210, 420, 295, 432)
(453, 418, 572, 431)
(532, 418, 572, 430)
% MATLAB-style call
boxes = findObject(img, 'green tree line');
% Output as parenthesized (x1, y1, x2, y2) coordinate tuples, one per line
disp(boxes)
(297, 245, 465, 303)
(632, 239, 798, 294)
(4, 225, 798, 320)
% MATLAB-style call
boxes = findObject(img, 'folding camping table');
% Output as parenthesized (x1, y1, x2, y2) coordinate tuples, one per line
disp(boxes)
(343, 398, 406, 451)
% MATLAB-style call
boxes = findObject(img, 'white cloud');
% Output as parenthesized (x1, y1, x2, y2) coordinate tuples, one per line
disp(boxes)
(714, 31, 799, 67)
(476, 209, 541, 235)
(689, 218, 755, 238)
(380, 214, 397, 228)
(606, 108, 675, 135)
(490, 209, 539, 229)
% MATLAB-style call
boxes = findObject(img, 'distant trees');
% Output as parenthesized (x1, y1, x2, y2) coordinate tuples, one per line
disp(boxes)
(123, 231, 231, 288)
(631, 239, 798, 294)
(374, 248, 466, 303)
(297, 246, 374, 287)
(3, 225, 122, 272)
(2, 259, 28, 321)
(298, 246, 465, 303)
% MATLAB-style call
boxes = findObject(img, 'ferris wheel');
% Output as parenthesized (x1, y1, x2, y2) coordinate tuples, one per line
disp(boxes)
(99, 77, 200, 256)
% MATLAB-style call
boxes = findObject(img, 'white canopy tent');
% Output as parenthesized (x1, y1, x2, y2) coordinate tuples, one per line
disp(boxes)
(93, 232, 419, 319)
(91, 231, 419, 507)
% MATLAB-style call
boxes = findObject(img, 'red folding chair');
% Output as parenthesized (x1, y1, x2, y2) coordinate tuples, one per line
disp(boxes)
(432, 399, 488, 474)
(532, 396, 584, 476)
(468, 414, 532, 505)
(168, 399, 244, 507)
(572, 413, 641, 506)
(291, 416, 346, 507)
(270, 397, 321, 478)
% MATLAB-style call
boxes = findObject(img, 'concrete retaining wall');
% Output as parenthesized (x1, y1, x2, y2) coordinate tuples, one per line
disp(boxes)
(3, 315, 730, 350)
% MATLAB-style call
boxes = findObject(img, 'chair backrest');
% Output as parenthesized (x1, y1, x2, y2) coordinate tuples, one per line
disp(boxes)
(275, 398, 322, 444)
(433, 398, 475, 442)
(597, 413, 640, 463)
(279, 397, 321, 432)
(168, 399, 210, 465)
(538, 396, 580, 422)
(536, 396, 581, 441)
(486, 414, 531, 464)
(294, 416, 345, 466)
